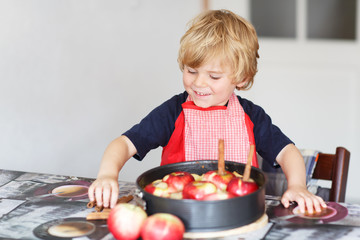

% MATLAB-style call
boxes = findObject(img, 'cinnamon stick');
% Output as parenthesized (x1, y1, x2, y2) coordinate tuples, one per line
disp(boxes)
(117, 195, 134, 204)
(86, 195, 134, 220)
(95, 205, 104, 212)
(87, 195, 133, 210)
(87, 201, 96, 208)
(218, 139, 225, 175)
(243, 144, 255, 181)
(86, 211, 110, 220)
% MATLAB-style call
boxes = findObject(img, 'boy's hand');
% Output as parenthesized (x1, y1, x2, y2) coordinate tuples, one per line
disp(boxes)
(88, 177, 119, 209)
(88, 136, 136, 209)
(281, 185, 327, 214)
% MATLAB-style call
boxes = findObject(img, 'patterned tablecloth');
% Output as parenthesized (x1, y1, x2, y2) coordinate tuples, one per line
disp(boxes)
(0, 169, 359, 240)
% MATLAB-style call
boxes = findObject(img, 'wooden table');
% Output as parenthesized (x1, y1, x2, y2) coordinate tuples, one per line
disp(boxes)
(0, 169, 359, 239)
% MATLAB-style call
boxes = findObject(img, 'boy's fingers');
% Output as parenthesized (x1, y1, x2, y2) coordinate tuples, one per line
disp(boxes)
(95, 187, 103, 207)
(102, 185, 111, 208)
(88, 185, 95, 202)
(110, 187, 119, 208)
(318, 196, 327, 208)
(281, 196, 290, 208)
(295, 197, 306, 213)
(304, 197, 314, 214)
(312, 196, 323, 212)
(313, 196, 327, 212)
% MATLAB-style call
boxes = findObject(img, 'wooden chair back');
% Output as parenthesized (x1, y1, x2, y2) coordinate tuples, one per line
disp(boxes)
(312, 147, 350, 202)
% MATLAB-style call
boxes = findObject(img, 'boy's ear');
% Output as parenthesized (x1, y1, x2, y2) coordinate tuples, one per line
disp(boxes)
(236, 77, 249, 89)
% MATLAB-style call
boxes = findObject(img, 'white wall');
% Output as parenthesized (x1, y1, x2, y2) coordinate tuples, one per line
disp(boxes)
(1, 0, 359, 204)
(0, 0, 197, 179)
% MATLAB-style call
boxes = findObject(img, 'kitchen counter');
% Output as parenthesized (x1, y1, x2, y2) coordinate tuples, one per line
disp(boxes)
(0, 169, 359, 239)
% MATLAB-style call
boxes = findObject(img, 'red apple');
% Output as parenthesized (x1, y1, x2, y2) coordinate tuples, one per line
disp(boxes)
(107, 203, 147, 240)
(144, 179, 175, 197)
(201, 190, 236, 200)
(182, 181, 217, 200)
(226, 177, 259, 196)
(162, 171, 195, 191)
(141, 213, 185, 240)
(202, 170, 235, 190)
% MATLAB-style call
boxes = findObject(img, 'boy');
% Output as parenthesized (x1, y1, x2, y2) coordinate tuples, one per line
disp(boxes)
(88, 9, 326, 213)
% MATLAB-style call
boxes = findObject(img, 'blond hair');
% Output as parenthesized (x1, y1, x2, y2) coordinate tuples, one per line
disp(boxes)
(178, 10, 259, 90)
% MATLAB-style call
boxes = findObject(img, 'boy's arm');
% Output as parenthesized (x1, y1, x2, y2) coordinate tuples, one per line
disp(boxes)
(276, 144, 327, 213)
(88, 135, 137, 208)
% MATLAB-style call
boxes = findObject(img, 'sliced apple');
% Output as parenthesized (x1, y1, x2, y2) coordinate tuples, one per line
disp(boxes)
(144, 180, 175, 197)
(202, 170, 235, 190)
(182, 181, 217, 200)
(163, 171, 195, 191)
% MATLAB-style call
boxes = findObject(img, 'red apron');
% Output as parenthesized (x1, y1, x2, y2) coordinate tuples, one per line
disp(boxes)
(161, 93, 258, 167)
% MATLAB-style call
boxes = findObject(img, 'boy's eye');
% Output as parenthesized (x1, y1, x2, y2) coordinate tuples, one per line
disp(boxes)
(187, 68, 197, 74)
(210, 75, 221, 80)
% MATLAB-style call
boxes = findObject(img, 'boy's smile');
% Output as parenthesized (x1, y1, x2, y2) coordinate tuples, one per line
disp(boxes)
(183, 60, 244, 108)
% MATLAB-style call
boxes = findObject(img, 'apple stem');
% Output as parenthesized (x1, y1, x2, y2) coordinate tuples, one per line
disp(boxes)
(218, 139, 225, 175)
(243, 144, 255, 181)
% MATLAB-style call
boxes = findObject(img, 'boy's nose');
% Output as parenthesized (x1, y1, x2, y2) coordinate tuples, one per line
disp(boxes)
(193, 74, 207, 87)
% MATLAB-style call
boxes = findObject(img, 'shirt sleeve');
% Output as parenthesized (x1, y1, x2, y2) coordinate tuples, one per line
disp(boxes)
(123, 92, 187, 160)
(238, 96, 294, 167)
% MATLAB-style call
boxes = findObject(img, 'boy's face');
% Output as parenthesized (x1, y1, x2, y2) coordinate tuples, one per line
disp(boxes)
(183, 60, 244, 108)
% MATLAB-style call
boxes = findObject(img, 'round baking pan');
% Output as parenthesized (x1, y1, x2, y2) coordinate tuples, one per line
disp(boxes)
(136, 160, 266, 232)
